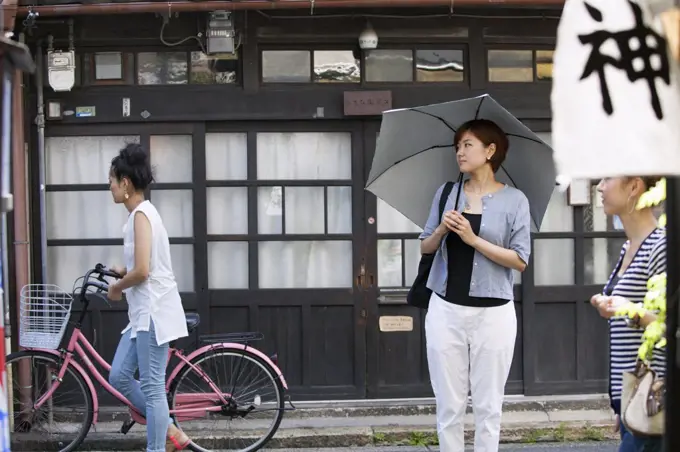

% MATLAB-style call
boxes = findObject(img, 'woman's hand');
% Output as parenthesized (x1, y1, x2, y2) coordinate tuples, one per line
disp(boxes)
(110, 265, 126, 278)
(107, 282, 123, 302)
(447, 211, 478, 246)
(590, 294, 628, 319)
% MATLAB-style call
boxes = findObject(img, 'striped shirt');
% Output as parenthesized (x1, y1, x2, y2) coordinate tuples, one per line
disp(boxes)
(604, 228, 666, 406)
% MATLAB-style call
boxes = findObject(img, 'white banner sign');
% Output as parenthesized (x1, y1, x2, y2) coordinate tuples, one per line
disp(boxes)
(551, 0, 680, 179)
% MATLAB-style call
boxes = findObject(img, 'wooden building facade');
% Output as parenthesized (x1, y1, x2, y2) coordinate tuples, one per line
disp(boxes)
(6, 1, 625, 403)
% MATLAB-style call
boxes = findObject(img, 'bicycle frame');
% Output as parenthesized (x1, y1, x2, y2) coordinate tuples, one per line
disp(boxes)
(24, 264, 289, 427)
(28, 326, 281, 425)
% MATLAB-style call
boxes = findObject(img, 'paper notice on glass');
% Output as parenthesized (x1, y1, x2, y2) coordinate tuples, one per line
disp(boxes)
(551, 0, 680, 179)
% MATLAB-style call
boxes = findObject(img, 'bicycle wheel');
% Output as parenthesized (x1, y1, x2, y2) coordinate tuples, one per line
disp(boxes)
(169, 347, 285, 452)
(6, 350, 93, 452)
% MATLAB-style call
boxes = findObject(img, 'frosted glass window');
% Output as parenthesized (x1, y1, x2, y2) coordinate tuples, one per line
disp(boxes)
(151, 190, 193, 237)
(256, 132, 351, 180)
(47, 245, 123, 290)
(150, 135, 192, 183)
(377, 199, 422, 234)
(404, 239, 422, 287)
(207, 187, 248, 235)
(378, 239, 402, 287)
(258, 241, 352, 288)
(46, 136, 139, 185)
(205, 133, 248, 180)
(207, 242, 249, 289)
(534, 239, 575, 285)
(285, 187, 324, 234)
(170, 245, 194, 292)
(327, 186, 352, 234)
(257, 187, 282, 234)
(46, 191, 128, 240)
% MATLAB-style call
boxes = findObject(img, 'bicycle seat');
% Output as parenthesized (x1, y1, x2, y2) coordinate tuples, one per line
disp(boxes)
(185, 313, 200, 333)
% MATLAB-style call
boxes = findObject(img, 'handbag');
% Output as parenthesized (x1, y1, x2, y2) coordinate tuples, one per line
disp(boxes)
(406, 181, 455, 309)
(621, 359, 665, 437)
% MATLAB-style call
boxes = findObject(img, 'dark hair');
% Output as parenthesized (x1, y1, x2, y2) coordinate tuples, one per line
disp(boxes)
(625, 176, 663, 191)
(110, 143, 154, 191)
(454, 119, 509, 173)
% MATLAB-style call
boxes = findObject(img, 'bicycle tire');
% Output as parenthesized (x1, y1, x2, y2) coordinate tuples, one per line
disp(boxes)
(6, 350, 94, 452)
(168, 346, 286, 452)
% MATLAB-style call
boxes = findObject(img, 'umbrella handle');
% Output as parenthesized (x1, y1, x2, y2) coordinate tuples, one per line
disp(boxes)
(453, 173, 464, 212)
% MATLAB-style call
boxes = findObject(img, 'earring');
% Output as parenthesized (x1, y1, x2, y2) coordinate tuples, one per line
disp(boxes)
(627, 195, 635, 214)
(487, 156, 491, 161)
(124, 191, 129, 200)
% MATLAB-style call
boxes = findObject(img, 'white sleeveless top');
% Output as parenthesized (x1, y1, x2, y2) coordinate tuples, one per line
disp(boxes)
(120, 200, 188, 345)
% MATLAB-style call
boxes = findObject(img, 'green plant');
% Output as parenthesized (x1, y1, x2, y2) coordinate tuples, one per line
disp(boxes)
(615, 178, 667, 360)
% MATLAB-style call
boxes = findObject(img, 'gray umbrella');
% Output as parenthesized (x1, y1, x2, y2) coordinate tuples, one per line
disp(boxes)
(366, 94, 556, 231)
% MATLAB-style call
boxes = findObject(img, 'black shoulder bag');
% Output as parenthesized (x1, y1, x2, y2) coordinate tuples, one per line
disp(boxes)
(406, 181, 455, 309)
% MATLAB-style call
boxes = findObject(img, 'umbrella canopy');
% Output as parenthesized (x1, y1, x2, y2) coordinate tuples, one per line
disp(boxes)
(366, 94, 556, 231)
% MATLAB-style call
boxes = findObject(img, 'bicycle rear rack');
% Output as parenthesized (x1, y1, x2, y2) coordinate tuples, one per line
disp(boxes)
(199, 331, 264, 344)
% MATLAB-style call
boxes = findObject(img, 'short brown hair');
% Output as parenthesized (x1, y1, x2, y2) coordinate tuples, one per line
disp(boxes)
(454, 119, 509, 173)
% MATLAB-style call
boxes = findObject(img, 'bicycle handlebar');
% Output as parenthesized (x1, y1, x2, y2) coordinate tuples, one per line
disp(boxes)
(78, 263, 122, 302)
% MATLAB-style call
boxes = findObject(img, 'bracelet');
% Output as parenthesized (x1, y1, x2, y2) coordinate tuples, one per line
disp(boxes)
(626, 312, 644, 329)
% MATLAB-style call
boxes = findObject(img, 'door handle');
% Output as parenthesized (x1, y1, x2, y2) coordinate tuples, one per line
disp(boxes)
(356, 262, 366, 289)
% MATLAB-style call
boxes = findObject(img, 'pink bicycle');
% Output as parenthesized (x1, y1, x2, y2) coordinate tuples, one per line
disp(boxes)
(7, 263, 293, 452)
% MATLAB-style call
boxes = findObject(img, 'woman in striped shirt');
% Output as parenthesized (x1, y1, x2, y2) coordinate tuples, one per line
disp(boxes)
(590, 176, 666, 452)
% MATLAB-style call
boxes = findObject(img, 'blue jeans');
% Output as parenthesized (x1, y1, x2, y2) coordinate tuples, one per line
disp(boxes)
(109, 321, 171, 452)
(613, 400, 663, 452)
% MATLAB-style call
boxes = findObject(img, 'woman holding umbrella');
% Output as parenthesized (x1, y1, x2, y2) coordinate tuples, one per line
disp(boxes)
(419, 119, 531, 452)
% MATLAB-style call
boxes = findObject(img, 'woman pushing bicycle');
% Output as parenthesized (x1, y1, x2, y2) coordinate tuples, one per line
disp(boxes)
(106, 142, 191, 452)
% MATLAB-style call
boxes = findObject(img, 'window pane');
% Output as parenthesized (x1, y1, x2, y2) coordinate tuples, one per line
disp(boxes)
(170, 245, 194, 292)
(208, 242, 248, 289)
(377, 199, 422, 233)
(258, 241, 352, 288)
(365, 49, 413, 82)
(205, 133, 247, 180)
(150, 135, 192, 183)
(137, 52, 188, 85)
(327, 186, 352, 234)
(285, 187, 324, 234)
(404, 239, 421, 287)
(151, 190, 193, 237)
(488, 50, 533, 82)
(190, 51, 237, 84)
(258, 187, 282, 234)
(534, 239, 575, 285)
(416, 50, 464, 82)
(262, 50, 311, 83)
(256, 132, 351, 180)
(46, 136, 139, 185)
(47, 191, 128, 240)
(94, 52, 122, 80)
(207, 187, 248, 235)
(586, 184, 618, 232)
(378, 239, 402, 287)
(536, 50, 554, 81)
(584, 238, 627, 285)
(313, 50, 360, 83)
(47, 245, 123, 290)
(540, 187, 574, 232)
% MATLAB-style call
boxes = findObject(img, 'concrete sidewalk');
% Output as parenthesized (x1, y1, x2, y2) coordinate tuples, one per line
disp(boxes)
(13, 394, 619, 450)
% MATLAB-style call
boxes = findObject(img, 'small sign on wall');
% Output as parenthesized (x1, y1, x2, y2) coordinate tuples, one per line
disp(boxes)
(344, 90, 392, 116)
(379, 315, 413, 332)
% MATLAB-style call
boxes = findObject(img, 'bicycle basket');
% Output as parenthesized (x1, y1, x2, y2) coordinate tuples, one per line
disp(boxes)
(19, 284, 73, 350)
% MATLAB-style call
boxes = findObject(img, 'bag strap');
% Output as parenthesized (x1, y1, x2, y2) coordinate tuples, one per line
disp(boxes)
(438, 182, 454, 223)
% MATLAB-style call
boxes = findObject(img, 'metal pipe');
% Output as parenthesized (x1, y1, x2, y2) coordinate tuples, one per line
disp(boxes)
(34, 42, 46, 287)
(15, 0, 565, 16)
(11, 31, 30, 432)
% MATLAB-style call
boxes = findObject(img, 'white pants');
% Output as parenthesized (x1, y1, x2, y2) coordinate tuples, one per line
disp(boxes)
(425, 293, 517, 452)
